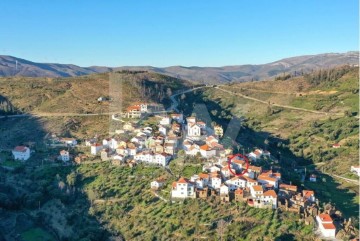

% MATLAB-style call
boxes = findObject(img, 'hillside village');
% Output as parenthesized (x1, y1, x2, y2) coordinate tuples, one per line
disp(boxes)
(6, 101, 357, 240)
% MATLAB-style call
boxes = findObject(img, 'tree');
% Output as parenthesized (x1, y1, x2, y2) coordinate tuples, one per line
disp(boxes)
(58, 181, 65, 191)
(87, 189, 97, 206)
(66, 171, 77, 187)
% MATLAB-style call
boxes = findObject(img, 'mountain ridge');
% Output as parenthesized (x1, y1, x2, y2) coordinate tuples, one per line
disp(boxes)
(0, 51, 358, 83)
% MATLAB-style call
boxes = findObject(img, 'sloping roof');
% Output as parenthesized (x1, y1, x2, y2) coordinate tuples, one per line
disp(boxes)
(279, 184, 297, 192)
(200, 144, 212, 151)
(252, 185, 263, 192)
(13, 146, 27, 152)
(235, 189, 243, 195)
(303, 190, 314, 197)
(263, 190, 277, 198)
(258, 174, 277, 182)
(319, 213, 333, 222)
(248, 165, 262, 172)
(177, 177, 190, 184)
(199, 173, 209, 179)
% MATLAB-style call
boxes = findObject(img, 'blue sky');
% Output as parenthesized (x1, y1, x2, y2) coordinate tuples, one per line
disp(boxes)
(0, 0, 358, 67)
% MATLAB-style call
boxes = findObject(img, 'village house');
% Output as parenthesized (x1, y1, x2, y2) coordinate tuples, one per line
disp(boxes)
(226, 176, 247, 190)
(209, 173, 222, 189)
(101, 149, 111, 161)
(257, 171, 280, 189)
(154, 153, 171, 166)
(74, 154, 88, 164)
(60, 137, 77, 146)
(151, 178, 165, 190)
(59, 150, 70, 162)
(134, 102, 148, 112)
(160, 117, 171, 125)
(125, 105, 141, 118)
(128, 146, 137, 156)
(91, 143, 103, 155)
(191, 173, 210, 189)
(171, 177, 196, 199)
(261, 190, 278, 209)
(170, 113, 183, 123)
(248, 149, 270, 161)
(199, 144, 216, 158)
(303, 190, 316, 202)
(332, 143, 341, 148)
(278, 184, 298, 198)
(316, 213, 336, 238)
(309, 174, 317, 182)
(158, 125, 167, 136)
(246, 165, 262, 179)
(12, 146, 31, 161)
(85, 138, 97, 146)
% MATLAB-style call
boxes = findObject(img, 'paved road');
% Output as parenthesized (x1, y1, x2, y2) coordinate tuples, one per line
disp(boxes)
(326, 173, 359, 185)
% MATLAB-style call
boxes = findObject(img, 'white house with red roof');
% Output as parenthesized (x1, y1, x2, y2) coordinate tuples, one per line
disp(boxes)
(257, 172, 279, 189)
(250, 185, 264, 197)
(302, 190, 316, 202)
(171, 177, 195, 198)
(261, 190, 278, 209)
(91, 143, 103, 155)
(151, 178, 165, 190)
(248, 149, 270, 161)
(191, 173, 209, 189)
(226, 176, 248, 190)
(199, 144, 216, 158)
(209, 173, 222, 189)
(12, 146, 31, 161)
(187, 123, 201, 138)
(59, 150, 70, 162)
(316, 213, 336, 238)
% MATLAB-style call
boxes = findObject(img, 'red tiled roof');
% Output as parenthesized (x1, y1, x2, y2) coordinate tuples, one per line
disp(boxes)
(235, 189, 243, 195)
(319, 213, 333, 222)
(199, 173, 209, 179)
(248, 165, 262, 172)
(252, 185, 263, 192)
(200, 144, 211, 151)
(127, 105, 141, 111)
(303, 190, 314, 198)
(13, 146, 27, 152)
(177, 177, 190, 184)
(258, 174, 277, 182)
(279, 184, 297, 192)
(263, 190, 277, 198)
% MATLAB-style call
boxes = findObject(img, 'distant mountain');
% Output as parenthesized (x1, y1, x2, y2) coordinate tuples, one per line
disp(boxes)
(0, 51, 358, 83)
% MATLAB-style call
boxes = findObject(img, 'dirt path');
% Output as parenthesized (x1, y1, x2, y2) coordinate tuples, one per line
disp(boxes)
(215, 86, 344, 116)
